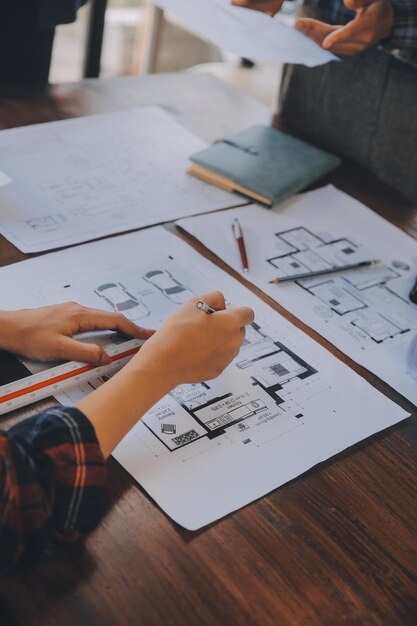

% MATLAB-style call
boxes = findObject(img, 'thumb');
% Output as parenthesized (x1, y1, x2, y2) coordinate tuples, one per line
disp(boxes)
(56, 336, 112, 365)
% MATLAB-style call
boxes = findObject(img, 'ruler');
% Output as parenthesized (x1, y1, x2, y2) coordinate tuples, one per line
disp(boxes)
(0, 338, 143, 416)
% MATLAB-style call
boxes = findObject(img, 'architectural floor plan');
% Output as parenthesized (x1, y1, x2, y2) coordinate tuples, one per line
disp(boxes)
(178, 185, 417, 405)
(0, 107, 240, 253)
(0, 225, 407, 529)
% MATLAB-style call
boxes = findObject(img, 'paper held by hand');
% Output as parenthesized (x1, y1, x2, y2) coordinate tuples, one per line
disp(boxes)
(155, 0, 337, 67)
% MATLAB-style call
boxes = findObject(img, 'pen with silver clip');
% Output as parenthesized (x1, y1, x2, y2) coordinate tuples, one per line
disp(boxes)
(232, 218, 249, 273)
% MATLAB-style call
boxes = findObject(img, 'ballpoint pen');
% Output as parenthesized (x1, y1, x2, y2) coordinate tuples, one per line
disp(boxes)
(269, 259, 380, 284)
(196, 300, 217, 314)
(232, 218, 249, 273)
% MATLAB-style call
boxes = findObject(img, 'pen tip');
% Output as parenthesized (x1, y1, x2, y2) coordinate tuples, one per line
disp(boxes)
(243, 268, 249, 273)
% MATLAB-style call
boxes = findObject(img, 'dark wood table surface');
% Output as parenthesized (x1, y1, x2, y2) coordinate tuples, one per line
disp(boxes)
(0, 73, 416, 626)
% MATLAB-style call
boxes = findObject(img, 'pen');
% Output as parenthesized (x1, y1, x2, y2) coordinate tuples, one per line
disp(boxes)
(197, 300, 217, 314)
(269, 259, 380, 284)
(232, 218, 249, 273)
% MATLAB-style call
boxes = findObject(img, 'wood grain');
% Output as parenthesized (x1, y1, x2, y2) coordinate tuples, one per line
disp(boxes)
(0, 73, 416, 626)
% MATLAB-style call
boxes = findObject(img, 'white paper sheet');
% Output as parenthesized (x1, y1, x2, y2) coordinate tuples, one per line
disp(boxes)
(178, 185, 417, 405)
(0, 106, 243, 253)
(0, 226, 407, 529)
(156, 0, 337, 66)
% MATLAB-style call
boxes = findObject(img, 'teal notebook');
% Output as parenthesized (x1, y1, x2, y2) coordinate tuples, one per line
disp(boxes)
(188, 125, 341, 206)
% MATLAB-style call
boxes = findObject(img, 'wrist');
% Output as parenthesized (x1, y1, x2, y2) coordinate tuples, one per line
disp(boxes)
(0, 311, 19, 352)
(125, 342, 180, 395)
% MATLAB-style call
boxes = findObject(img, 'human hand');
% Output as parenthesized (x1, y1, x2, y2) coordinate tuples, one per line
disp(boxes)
(0, 302, 154, 364)
(231, 0, 284, 17)
(135, 291, 255, 386)
(295, 0, 393, 55)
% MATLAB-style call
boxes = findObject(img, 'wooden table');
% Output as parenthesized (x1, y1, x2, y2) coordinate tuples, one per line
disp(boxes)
(0, 73, 416, 626)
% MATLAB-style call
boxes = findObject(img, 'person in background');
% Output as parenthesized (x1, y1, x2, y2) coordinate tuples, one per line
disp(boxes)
(0, 0, 88, 87)
(0, 295, 254, 573)
(232, 0, 417, 201)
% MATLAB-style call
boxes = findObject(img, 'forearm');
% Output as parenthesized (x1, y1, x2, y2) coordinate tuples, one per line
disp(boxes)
(76, 354, 178, 458)
(0, 311, 18, 352)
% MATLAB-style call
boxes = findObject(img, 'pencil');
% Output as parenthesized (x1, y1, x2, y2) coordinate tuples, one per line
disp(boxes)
(269, 259, 380, 285)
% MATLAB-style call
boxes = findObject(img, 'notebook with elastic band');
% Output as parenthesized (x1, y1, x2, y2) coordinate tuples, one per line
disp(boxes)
(188, 125, 341, 206)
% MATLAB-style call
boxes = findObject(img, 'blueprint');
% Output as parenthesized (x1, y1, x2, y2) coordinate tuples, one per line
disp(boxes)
(155, 0, 336, 66)
(0, 226, 407, 529)
(0, 106, 242, 253)
(178, 185, 417, 405)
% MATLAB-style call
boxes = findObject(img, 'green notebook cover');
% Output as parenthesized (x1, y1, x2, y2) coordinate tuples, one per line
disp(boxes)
(190, 125, 341, 206)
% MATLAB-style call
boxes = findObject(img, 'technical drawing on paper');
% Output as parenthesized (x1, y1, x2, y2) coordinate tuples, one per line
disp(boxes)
(0, 107, 240, 253)
(267, 226, 412, 347)
(39, 253, 329, 460)
(141, 322, 318, 452)
(6, 224, 408, 529)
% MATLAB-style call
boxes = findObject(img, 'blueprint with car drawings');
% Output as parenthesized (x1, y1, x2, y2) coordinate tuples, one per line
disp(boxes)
(0, 106, 242, 253)
(0, 226, 407, 529)
(178, 185, 417, 405)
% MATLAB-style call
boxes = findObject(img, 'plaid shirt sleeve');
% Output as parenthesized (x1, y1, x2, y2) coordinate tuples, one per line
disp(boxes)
(0, 407, 106, 574)
(388, 0, 417, 50)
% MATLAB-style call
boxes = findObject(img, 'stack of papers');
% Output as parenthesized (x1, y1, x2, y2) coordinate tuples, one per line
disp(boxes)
(0, 106, 243, 253)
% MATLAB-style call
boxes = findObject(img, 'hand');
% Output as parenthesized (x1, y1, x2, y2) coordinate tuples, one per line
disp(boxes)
(231, 0, 284, 17)
(295, 0, 394, 55)
(0, 302, 154, 363)
(135, 291, 255, 386)
(77, 292, 254, 458)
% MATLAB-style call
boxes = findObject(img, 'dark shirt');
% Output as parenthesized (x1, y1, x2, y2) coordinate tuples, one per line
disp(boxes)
(38, 0, 89, 27)
(0, 407, 106, 574)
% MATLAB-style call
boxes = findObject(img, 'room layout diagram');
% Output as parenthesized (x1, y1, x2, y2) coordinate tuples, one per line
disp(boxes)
(48, 255, 324, 458)
(0, 107, 238, 252)
(141, 322, 318, 453)
(267, 226, 413, 349)
(3, 224, 408, 529)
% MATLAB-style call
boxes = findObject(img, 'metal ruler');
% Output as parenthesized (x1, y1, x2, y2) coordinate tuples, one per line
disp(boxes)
(0, 338, 143, 416)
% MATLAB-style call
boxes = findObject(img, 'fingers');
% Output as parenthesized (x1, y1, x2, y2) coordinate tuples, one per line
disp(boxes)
(322, 17, 367, 52)
(55, 336, 111, 365)
(200, 291, 227, 311)
(232, 306, 255, 327)
(295, 18, 339, 46)
(217, 306, 255, 327)
(76, 307, 155, 339)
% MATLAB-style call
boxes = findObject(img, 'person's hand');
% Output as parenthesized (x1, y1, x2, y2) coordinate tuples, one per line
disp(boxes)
(295, 0, 393, 55)
(231, 0, 284, 17)
(135, 291, 255, 386)
(0, 302, 154, 363)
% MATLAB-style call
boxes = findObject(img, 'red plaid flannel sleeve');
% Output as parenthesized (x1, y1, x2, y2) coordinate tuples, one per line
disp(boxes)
(0, 407, 106, 574)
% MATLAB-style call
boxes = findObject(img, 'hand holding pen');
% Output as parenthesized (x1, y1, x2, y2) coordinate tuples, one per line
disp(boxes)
(138, 292, 254, 384)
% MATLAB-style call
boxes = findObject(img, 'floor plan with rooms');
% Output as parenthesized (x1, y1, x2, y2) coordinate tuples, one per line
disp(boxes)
(267, 226, 411, 346)
(1, 224, 407, 529)
(177, 186, 417, 404)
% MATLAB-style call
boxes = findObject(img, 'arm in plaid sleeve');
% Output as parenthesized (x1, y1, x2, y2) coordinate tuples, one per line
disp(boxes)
(388, 0, 417, 50)
(0, 407, 106, 574)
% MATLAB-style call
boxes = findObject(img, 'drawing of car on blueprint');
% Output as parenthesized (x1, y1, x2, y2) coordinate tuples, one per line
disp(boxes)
(94, 282, 150, 319)
(143, 269, 193, 304)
